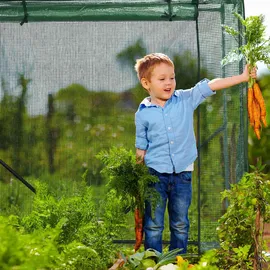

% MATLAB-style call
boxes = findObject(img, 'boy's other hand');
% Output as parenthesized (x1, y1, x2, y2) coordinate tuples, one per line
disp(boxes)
(136, 148, 146, 164)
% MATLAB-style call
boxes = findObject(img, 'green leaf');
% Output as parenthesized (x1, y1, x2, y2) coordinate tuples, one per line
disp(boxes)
(128, 251, 145, 267)
(259, 164, 267, 172)
(233, 12, 246, 26)
(221, 51, 243, 66)
(249, 165, 256, 171)
(144, 248, 160, 259)
(222, 25, 240, 37)
(221, 12, 270, 67)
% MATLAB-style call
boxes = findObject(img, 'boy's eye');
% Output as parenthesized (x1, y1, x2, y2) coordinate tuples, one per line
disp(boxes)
(159, 78, 165, 81)
(171, 78, 175, 80)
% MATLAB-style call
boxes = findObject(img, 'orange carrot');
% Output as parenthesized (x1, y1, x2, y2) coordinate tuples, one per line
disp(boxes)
(253, 82, 267, 127)
(253, 99, 261, 140)
(134, 208, 143, 251)
(247, 87, 255, 127)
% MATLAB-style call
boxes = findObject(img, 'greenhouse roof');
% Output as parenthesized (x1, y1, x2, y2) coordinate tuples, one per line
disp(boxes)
(0, 0, 244, 23)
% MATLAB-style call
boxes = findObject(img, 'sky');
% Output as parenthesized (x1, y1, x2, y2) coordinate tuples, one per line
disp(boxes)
(244, 0, 270, 76)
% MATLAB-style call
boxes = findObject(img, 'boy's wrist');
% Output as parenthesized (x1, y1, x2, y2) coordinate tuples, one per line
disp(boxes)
(240, 73, 249, 83)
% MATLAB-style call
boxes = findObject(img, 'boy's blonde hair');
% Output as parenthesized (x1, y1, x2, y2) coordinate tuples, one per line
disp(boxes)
(134, 53, 174, 82)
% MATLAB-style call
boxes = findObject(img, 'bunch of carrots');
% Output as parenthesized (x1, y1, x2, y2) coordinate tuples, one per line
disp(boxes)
(248, 80, 267, 139)
(222, 13, 270, 139)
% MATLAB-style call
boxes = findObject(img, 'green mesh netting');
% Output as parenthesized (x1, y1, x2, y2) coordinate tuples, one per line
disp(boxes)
(0, 0, 247, 253)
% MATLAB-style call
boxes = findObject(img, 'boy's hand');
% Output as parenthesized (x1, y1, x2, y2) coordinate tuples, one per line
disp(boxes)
(136, 148, 146, 164)
(242, 64, 257, 82)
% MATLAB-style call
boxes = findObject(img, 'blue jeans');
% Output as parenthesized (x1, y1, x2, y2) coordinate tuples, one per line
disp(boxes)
(144, 168, 192, 253)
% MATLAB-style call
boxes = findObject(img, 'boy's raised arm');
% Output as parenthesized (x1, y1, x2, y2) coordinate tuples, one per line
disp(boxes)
(208, 64, 257, 91)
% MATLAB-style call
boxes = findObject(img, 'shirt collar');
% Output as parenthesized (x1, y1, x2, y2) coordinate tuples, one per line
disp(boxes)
(138, 92, 176, 110)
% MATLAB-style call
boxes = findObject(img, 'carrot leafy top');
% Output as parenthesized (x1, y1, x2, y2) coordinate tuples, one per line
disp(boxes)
(221, 12, 270, 87)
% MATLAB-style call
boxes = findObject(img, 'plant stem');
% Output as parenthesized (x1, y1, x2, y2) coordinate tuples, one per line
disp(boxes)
(248, 64, 256, 88)
(253, 208, 260, 270)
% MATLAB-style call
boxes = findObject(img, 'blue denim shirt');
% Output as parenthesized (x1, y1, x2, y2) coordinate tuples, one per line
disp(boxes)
(135, 79, 215, 173)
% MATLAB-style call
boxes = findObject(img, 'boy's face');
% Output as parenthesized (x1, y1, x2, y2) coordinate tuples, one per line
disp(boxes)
(141, 63, 176, 107)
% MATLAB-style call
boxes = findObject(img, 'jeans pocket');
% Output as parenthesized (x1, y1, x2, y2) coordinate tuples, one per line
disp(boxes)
(148, 167, 158, 176)
(179, 171, 192, 184)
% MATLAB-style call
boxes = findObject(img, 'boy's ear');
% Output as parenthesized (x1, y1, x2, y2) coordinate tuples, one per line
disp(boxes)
(141, 78, 149, 91)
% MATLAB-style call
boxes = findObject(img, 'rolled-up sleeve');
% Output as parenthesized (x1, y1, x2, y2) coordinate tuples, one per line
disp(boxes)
(135, 112, 148, 150)
(191, 79, 216, 109)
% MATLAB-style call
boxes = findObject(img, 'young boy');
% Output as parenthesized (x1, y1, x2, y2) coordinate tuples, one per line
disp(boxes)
(134, 53, 257, 253)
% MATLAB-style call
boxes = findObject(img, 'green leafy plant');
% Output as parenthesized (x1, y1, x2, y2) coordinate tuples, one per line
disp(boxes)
(123, 248, 182, 270)
(191, 250, 219, 270)
(0, 178, 129, 269)
(97, 147, 161, 252)
(97, 147, 160, 215)
(194, 161, 270, 269)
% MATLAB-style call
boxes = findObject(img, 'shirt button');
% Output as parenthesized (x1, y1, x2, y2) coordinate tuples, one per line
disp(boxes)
(170, 141, 174, 144)
(165, 114, 168, 116)
(172, 154, 175, 157)
(168, 127, 171, 130)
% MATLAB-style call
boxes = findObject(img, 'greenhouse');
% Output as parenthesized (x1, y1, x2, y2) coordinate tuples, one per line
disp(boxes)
(1, 0, 268, 269)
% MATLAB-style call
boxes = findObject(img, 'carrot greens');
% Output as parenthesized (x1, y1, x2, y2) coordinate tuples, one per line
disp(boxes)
(221, 12, 270, 87)
(221, 12, 270, 139)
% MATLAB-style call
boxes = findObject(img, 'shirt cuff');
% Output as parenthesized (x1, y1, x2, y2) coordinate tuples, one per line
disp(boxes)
(135, 137, 148, 150)
(198, 79, 216, 98)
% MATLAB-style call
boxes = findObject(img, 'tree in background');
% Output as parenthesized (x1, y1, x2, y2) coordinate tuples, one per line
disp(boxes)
(0, 78, 15, 152)
(12, 74, 30, 170)
(116, 39, 146, 67)
(46, 94, 58, 174)
(0, 74, 31, 179)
